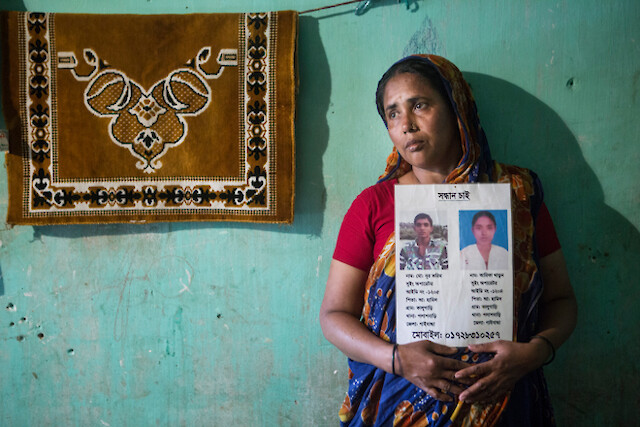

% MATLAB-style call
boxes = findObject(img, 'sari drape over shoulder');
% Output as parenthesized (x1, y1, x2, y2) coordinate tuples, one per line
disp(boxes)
(339, 55, 555, 426)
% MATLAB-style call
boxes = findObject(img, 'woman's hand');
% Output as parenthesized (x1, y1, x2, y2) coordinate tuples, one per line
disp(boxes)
(455, 249, 577, 404)
(396, 341, 471, 402)
(320, 261, 472, 403)
(454, 339, 550, 403)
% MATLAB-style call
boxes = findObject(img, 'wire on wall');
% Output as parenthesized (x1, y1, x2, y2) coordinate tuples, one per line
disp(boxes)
(300, 0, 410, 16)
(300, 0, 368, 15)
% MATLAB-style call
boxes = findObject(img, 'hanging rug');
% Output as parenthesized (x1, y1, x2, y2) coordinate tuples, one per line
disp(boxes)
(1, 11, 297, 224)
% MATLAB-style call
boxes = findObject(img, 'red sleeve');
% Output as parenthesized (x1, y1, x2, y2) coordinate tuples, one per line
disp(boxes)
(333, 180, 395, 272)
(536, 202, 561, 258)
(333, 190, 377, 272)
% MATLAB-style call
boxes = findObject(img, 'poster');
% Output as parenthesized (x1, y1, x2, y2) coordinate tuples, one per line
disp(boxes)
(395, 183, 513, 346)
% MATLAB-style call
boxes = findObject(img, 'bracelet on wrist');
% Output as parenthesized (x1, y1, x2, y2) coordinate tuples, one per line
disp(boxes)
(530, 335, 555, 366)
(392, 344, 398, 375)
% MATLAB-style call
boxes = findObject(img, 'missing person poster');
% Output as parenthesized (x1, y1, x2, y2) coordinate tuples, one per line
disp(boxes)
(395, 183, 513, 347)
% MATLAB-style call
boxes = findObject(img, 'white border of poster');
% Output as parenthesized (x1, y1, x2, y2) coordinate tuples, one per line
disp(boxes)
(395, 183, 513, 347)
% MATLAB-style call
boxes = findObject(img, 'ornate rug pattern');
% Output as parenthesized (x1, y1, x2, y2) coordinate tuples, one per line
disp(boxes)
(2, 11, 297, 224)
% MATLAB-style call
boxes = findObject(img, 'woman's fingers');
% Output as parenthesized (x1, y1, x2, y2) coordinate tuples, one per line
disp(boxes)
(451, 371, 475, 386)
(425, 386, 454, 402)
(400, 341, 469, 374)
(441, 356, 471, 372)
(457, 340, 542, 403)
(467, 341, 499, 353)
(424, 369, 467, 401)
(458, 376, 504, 403)
(423, 376, 467, 402)
(454, 341, 503, 381)
(424, 340, 460, 356)
(454, 359, 489, 380)
(397, 341, 474, 401)
(459, 377, 483, 401)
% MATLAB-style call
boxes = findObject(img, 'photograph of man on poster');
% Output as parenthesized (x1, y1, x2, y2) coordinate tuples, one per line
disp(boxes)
(399, 213, 448, 270)
(460, 210, 509, 270)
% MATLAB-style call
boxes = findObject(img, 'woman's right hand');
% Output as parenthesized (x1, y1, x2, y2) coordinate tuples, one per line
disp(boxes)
(396, 341, 471, 402)
(320, 260, 471, 402)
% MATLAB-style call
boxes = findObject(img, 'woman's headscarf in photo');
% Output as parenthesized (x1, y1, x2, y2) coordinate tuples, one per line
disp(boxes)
(339, 55, 554, 427)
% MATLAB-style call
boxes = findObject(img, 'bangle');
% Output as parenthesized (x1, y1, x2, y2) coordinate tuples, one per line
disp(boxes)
(531, 335, 555, 366)
(391, 344, 398, 375)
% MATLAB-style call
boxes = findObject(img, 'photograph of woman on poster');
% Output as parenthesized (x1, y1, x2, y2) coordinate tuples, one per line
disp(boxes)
(460, 210, 508, 270)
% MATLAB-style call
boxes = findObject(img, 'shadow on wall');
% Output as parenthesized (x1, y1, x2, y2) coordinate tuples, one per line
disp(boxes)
(465, 72, 640, 425)
(27, 15, 330, 239)
(0, 1, 26, 9)
(293, 16, 331, 235)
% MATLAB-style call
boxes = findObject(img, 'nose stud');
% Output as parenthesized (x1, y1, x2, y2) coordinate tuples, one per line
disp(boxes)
(404, 122, 417, 133)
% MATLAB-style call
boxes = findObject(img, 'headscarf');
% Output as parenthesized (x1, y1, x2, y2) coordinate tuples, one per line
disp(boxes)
(339, 55, 553, 427)
(377, 54, 493, 184)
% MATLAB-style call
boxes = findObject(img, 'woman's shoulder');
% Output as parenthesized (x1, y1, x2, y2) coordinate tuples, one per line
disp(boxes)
(342, 178, 396, 221)
(350, 178, 396, 207)
(493, 162, 543, 199)
(360, 178, 397, 196)
(493, 162, 538, 181)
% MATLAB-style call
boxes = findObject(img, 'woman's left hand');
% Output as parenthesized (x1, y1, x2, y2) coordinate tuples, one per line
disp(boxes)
(454, 339, 549, 403)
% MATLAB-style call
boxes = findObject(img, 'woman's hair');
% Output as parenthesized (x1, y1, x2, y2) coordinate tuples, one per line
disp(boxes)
(471, 210, 496, 227)
(375, 56, 451, 125)
(413, 213, 433, 226)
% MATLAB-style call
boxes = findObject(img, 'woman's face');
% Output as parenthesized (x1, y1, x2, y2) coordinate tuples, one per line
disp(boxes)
(472, 216, 496, 246)
(382, 72, 461, 176)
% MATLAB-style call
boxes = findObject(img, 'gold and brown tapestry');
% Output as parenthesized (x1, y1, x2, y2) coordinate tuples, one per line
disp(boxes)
(1, 11, 297, 224)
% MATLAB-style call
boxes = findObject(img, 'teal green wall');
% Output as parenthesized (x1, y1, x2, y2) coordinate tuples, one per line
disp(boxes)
(1, 0, 638, 425)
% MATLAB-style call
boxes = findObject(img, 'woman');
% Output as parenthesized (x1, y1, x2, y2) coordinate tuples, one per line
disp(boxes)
(319, 55, 577, 426)
(461, 211, 508, 270)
